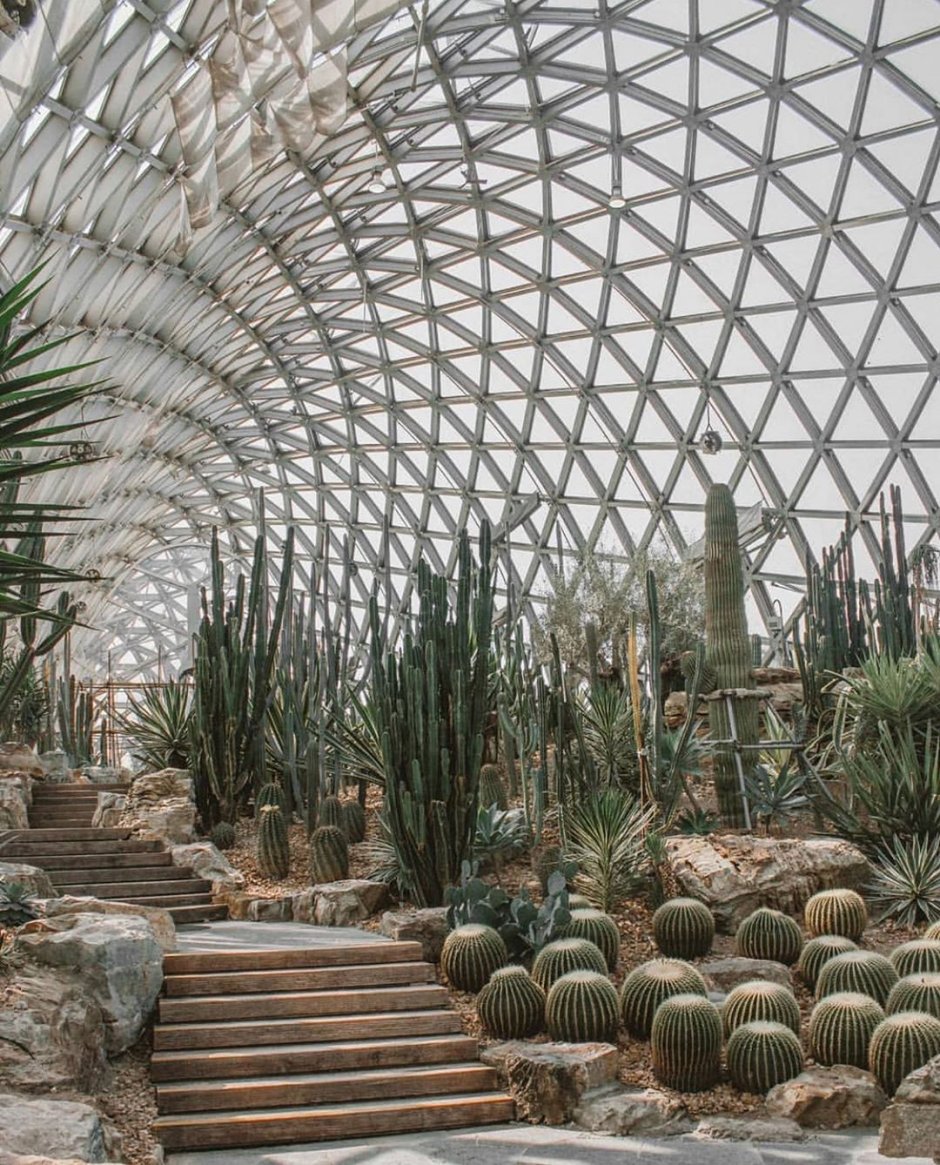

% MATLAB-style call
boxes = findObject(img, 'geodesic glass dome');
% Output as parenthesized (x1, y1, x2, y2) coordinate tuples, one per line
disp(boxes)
(2, 0, 939, 678)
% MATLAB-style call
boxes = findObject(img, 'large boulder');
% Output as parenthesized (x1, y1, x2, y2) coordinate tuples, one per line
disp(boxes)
(90, 791, 126, 829)
(0, 861, 56, 899)
(0, 1156, 122, 1165)
(79, 766, 125, 785)
(307, 880, 390, 926)
(767, 1065, 887, 1129)
(42, 896, 176, 952)
(694, 1116, 805, 1141)
(0, 1092, 119, 1161)
(574, 1086, 693, 1136)
(171, 841, 244, 892)
(0, 777, 30, 829)
(481, 1041, 618, 1124)
(699, 956, 791, 992)
(379, 907, 449, 962)
(15, 912, 162, 1053)
(879, 1053, 940, 1159)
(0, 745, 41, 776)
(108, 769, 195, 845)
(37, 749, 71, 780)
(665, 834, 869, 931)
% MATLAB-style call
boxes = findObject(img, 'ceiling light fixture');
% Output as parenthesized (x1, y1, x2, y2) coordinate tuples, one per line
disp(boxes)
(367, 165, 388, 194)
(607, 184, 626, 210)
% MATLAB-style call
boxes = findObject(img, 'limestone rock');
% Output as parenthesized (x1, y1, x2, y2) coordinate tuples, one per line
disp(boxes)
(0, 744, 41, 776)
(0, 1091, 119, 1161)
(289, 889, 315, 924)
(481, 1040, 618, 1124)
(15, 912, 162, 1053)
(171, 841, 244, 892)
(663, 691, 688, 729)
(0, 776, 30, 829)
(37, 749, 70, 780)
(767, 1065, 887, 1129)
(80, 765, 124, 785)
(311, 879, 390, 926)
(0, 1156, 122, 1165)
(694, 1115, 805, 1141)
(0, 861, 56, 899)
(246, 897, 293, 922)
(574, 1085, 693, 1136)
(699, 956, 792, 992)
(379, 907, 449, 962)
(666, 833, 869, 931)
(91, 791, 126, 829)
(879, 1053, 940, 1158)
(113, 769, 195, 844)
(42, 896, 176, 952)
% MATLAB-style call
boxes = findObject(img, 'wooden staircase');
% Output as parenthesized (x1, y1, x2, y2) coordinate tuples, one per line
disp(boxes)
(0, 785, 227, 924)
(151, 941, 514, 1151)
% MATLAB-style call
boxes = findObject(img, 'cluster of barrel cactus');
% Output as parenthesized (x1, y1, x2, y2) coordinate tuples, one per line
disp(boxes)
(735, 906, 804, 965)
(652, 898, 715, 959)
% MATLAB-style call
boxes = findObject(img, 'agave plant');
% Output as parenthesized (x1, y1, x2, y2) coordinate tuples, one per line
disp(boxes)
(0, 881, 40, 927)
(473, 804, 529, 875)
(869, 835, 940, 926)
(577, 683, 640, 793)
(562, 786, 655, 911)
(121, 680, 193, 771)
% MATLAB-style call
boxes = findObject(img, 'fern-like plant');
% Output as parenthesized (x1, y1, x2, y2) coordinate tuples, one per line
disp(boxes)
(562, 787, 654, 911)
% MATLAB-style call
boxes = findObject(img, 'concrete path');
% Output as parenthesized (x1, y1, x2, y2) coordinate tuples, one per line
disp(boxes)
(166, 1125, 930, 1165)
(174, 919, 390, 951)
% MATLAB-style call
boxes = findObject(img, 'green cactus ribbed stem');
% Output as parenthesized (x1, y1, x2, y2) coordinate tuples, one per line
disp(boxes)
(652, 898, 715, 959)
(804, 889, 868, 942)
(477, 966, 546, 1038)
(210, 821, 236, 851)
(890, 939, 940, 978)
(342, 799, 367, 843)
(620, 958, 708, 1038)
(562, 908, 621, 971)
(441, 924, 507, 992)
(478, 763, 509, 810)
(809, 992, 885, 1069)
(257, 802, 290, 879)
(317, 795, 346, 833)
(651, 993, 723, 1092)
(545, 970, 619, 1043)
(704, 483, 756, 827)
(310, 824, 348, 883)
(886, 972, 940, 1020)
(735, 907, 804, 965)
(869, 1011, 940, 1095)
(722, 980, 801, 1037)
(727, 1020, 803, 1094)
(797, 935, 858, 990)
(816, 950, 898, 1006)
(531, 938, 608, 992)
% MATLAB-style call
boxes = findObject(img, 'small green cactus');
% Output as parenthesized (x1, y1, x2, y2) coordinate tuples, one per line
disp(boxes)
(869, 1011, 940, 1095)
(886, 972, 940, 1021)
(722, 980, 801, 1038)
(797, 934, 858, 990)
(545, 969, 619, 1043)
(563, 908, 620, 971)
(809, 991, 885, 1069)
(441, 923, 508, 993)
(209, 821, 236, 851)
(620, 958, 708, 1038)
(735, 907, 804, 965)
(726, 1020, 804, 1094)
(257, 802, 290, 880)
(804, 888, 868, 942)
(310, 824, 349, 883)
(478, 763, 508, 810)
(477, 965, 545, 1039)
(816, 950, 899, 1006)
(890, 939, 940, 979)
(652, 898, 715, 960)
(531, 937, 607, 992)
(256, 781, 287, 811)
(651, 993, 723, 1092)
(342, 799, 367, 843)
(317, 794, 346, 833)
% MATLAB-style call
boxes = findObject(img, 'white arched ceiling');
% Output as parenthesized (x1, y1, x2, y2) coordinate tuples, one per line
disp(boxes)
(2, 0, 939, 678)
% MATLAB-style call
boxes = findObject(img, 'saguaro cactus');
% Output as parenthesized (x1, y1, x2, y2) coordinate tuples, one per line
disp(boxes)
(704, 483, 757, 827)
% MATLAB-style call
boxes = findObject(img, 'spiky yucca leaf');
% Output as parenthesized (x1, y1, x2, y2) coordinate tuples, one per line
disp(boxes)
(120, 680, 192, 771)
(869, 835, 940, 926)
(562, 787, 654, 912)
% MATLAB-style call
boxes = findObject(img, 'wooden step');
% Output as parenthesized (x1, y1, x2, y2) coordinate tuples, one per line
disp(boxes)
(158, 983, 448, 1024)
(65, 878, 212, 898)
(151, 1033, 479, 1081)
(164, 960, 435, 997)
(2, 838, 163, 856)
(5, 827, 132, 841)
(155, 1062, 498, 1113)
(154, 1008, 461, 1051)
(168, 904, 229, 924)
(52, 865, 195, 886)
(163, 941, 423, 976)
(121, 893, 214, 908)
(41, 852, 174, 871)
(29, 820, 95, 828)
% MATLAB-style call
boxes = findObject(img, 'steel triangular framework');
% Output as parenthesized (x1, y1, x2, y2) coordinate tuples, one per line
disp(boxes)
(1, 0, 939, 677)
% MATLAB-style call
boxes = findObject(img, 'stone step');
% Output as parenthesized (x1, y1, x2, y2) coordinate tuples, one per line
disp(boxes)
(52, 864, 194, 885)
(158, 983, 448, 1024)
(154, 1062, 498, 1114)
(60, 878, 212, 898)
(41, 851, 174, 871)
(163, 941, 423, 977)
(5, 827, 133, 842)
(164, 960, 436, 997)
(2, 838, 164, 857)
(167, 904, 230, 924)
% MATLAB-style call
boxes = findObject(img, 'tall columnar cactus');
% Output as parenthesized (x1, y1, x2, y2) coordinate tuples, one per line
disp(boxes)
(310, 824, 348, 883)
(726, 1020, 804, 1094)
(620, 958, 708, 1038)
(703, 483, 757, 827)
(890, 939, 940, 978)
(735, 907, 804, 965)
(545, 970, 619, 1043)
(868, 1011, 940, 1095)
(652, 898, 715, 959)
(651, 993, 722, 1092)
(440, 924, 508, 993)
(479, 763, 508, 810)
(562, 908, 621, 971)
(809, 991, 885, 1068)
(342, 799, 367, 843)
(722, 980, 801, 1037)
(886, 973, 940, 1020)
(804, 889, 868, 942)
(477, 966, 546, 1039)
(317, 794, 346, 833)
(816, 950, 899, 1006)
(532, 938, 608, 992)
(797, 934, 858, 990)
(257, 802, 290, 879)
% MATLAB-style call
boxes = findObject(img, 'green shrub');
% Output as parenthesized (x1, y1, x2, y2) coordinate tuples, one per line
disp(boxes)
(651, 993, 722, 1091)
(804, 889, 868, 942)
(545, 970, 619, 1043)
(477, 966, 545, 1038)
(797, 935, 858, 990)
(809, 991, 885, 1068)
(620, 958, 708, 1039)
(816, 950, 899, 1006)
(735, 907, 803, 965)
(652, 898, 714, 959)
(722, 980, 801, 1038)
(869, 1011, 940, 1095)
(726, 1020, 803, 1094)
(440, 924, 507, 992)
(531, 937, 607, 992)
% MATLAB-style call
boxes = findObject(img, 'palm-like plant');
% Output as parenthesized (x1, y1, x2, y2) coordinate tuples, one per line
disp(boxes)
(121, 680, 193, 771)
(562, 786, 655, 911)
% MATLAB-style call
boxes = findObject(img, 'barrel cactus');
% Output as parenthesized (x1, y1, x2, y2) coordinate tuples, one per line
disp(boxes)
(816, 950, 899, 1006)
(545, 970, 619, 1043)
(317, 794, 346, 833)
(804, 888, 868, 942)
(620, 958, 709, 1038)
(869, 1011, 940, 1095)
(478, 763, 508, 810)
(342, 799, 367, 843)
(809, 991, 885, 1068)
(256, 781, 287, 812)
(726, 1020, 804, 1094)
(569, 893, 593, 910)
(477, 966, 545, 1039)
(532, 937, 607, 992)
(210, 820, 236, 851)
(925, 921, 940, 941)
(257, 802, 290, 880)
(652, 898, 714, 959)
(886, 972, 940, 1021)
(890, 939, 940, 978)
(310, 824, 349, 884)
(797, 934, 858, 990)
(651, 993, 723, 1091)
(441, 924, 508, 993)
(563, 908, 620, 971)
(735, 907, 804, 965)
(722, 980, 801, 1037)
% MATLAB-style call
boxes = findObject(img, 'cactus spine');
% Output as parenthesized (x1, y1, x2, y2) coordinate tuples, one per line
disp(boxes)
(722, 980, 801, 1037)
(886, 973, 940, 1021)
(809, 991, 885, 1068)
(703, 483, 757, 827)
(440, 924, 508, 993)
(816, 950, 899, 1006)
(478, 763, 508, 810)
(651, 993, 722, 1092)
(563, 908, 620, 971)
(652, 898, 714, 959)
(310, 824, 348, 883)
(925, 921, 940, 940)
(735, 907, 804, 965)
(342, 799, 367, 843)
(620, 958, 708, 1038)
(210, 820, 236, 851)
(257, 802, 290, 879)
(477, 966, 545, 1038)
(532, 938, 608, 992)
(890, 939, 940, 978)
(869, 1011, 940, 1095)
(727, 1020, 804, 1094)
(797, 935, 858, 990)
(545, 970, 619, 1043)
(317, 794, 346, 833)
(804, 889, 868, 942)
